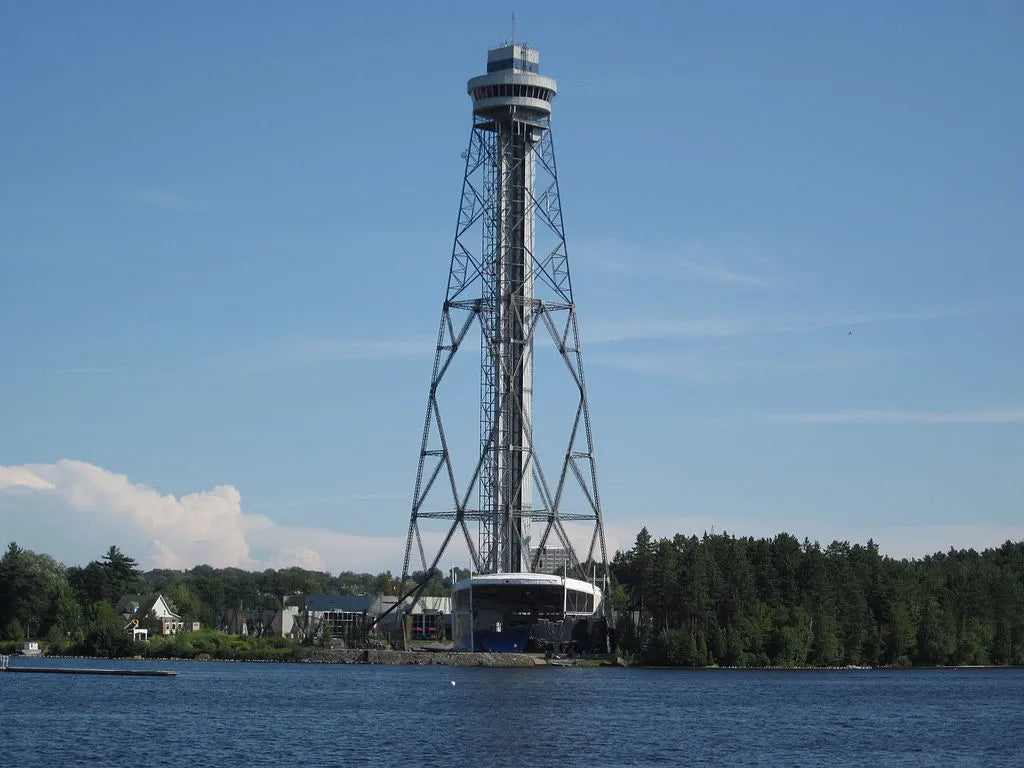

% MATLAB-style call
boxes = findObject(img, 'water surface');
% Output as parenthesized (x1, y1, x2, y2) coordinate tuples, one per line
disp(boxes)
(2, 657, 1021, 766)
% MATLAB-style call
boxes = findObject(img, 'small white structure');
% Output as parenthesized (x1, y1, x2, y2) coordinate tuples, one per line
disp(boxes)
(122, 618, 149, 642)
(17, 641, 42, 657)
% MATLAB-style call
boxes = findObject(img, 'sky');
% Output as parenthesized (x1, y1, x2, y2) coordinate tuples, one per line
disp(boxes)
(1, 1, 1022, 573)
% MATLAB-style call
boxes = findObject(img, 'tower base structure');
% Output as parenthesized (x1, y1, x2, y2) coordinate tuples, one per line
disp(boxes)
(452, 574, 605, 653)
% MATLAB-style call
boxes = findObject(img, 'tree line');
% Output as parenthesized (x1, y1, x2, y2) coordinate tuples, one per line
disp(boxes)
(3, 533, 1023, 665)
(610, 530, 1024, 666)
(0, 542, 413, 656)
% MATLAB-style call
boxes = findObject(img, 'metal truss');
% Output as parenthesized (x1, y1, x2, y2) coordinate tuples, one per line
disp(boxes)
(401, 111, 608, 594)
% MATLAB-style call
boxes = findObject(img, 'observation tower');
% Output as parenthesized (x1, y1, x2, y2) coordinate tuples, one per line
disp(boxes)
(400, 43, 610, 653)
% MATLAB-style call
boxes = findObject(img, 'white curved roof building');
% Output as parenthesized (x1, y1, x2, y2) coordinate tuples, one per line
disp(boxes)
(452, 573, 603, 652)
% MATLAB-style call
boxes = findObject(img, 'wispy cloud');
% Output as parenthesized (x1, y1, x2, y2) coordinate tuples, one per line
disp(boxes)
(226, 336, 434, 372)
(672, 256, 774, 288)
(767, 408, 1024, 425)
(132, 189, 206, 213)
(588, 353, 714, 380)
(577, 238, 776, 288)
(586, 305, 981, 345)
(287, 338, 432, 363)
(53, 366, 134, 375)
(248, 492, 408, 511)
(590, 345, 907, 380)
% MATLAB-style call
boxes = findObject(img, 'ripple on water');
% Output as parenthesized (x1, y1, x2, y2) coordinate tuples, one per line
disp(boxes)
(0, 662, 1022, 767)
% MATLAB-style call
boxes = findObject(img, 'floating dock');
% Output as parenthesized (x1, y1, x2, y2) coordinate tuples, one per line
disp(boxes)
(0, 656, 176, 676)
(2, 666, 177, 676)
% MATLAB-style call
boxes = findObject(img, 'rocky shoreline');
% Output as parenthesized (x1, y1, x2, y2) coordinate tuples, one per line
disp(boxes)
(302, 648, 539, 666)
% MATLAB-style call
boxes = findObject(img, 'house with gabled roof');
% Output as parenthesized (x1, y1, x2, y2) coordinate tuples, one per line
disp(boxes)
(116, 594, 198, 636)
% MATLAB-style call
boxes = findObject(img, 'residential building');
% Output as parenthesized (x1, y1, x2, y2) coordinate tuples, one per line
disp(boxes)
(116, 594, 196, 636)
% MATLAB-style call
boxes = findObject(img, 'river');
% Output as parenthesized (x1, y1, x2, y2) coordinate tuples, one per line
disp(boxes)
(1, 657, 1021, 766)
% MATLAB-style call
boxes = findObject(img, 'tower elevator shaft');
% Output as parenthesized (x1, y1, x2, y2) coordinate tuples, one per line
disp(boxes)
(482, 117, 536, 574)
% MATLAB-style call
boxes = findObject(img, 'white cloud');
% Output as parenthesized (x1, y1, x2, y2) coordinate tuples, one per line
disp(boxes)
(0, 466, 56, 492)
(0, 459, 405, 573)
(9, 461, 1011, 573)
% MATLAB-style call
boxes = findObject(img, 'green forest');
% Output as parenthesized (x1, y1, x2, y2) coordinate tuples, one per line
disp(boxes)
(0, 542, 416, 658)
(610, 530, 1024, 667)
(2, 532, 1023, 666)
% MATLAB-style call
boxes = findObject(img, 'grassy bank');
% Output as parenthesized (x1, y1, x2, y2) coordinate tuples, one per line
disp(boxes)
(28, 630, 309, 661)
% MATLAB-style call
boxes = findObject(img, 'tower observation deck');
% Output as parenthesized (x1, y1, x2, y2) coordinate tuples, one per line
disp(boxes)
(401, 44, 610, 653)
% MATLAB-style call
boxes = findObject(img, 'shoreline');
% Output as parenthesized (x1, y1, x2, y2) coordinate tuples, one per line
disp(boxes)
(16, 652, 1021, 670)
(21, 650, 542, 667)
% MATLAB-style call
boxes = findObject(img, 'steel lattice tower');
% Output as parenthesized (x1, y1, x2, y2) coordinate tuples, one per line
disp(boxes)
(401, 43, 607, 596)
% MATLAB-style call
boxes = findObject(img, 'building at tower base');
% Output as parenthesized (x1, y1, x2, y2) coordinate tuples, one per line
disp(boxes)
(452, 574, 605, 653)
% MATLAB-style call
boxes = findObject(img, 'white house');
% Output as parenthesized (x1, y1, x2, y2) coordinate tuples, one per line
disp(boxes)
(116, 594, 198, 636)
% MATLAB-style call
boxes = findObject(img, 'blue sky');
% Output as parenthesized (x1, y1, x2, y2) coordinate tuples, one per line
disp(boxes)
(1, 1, 1021, 572)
